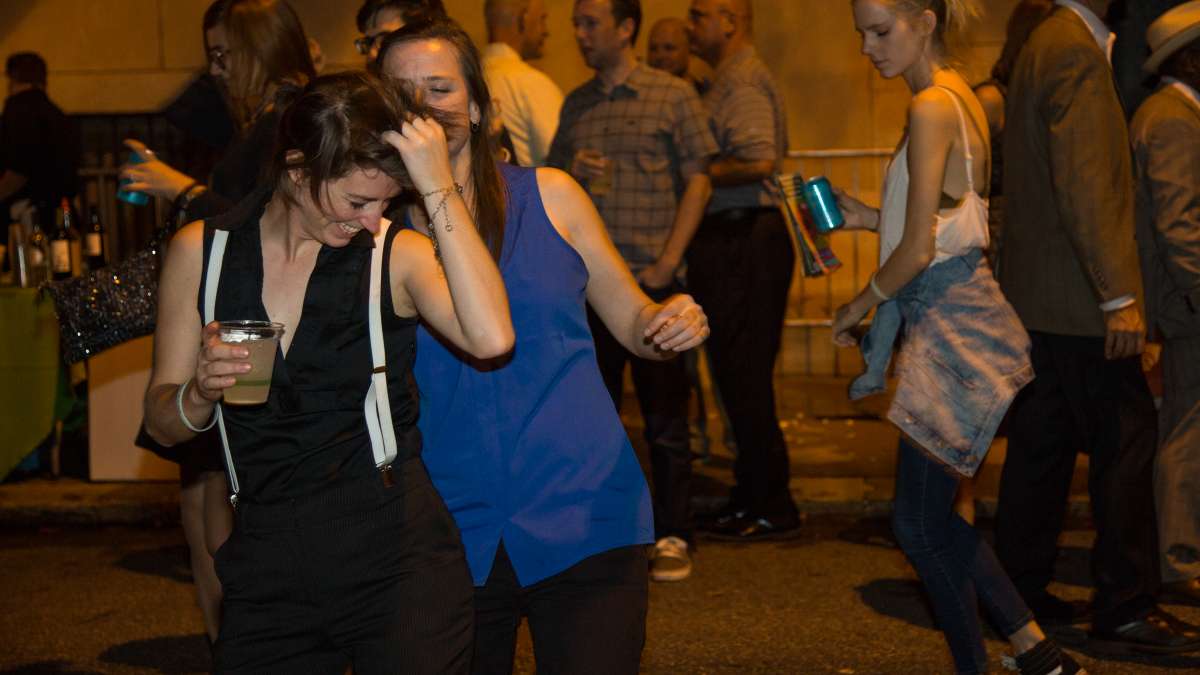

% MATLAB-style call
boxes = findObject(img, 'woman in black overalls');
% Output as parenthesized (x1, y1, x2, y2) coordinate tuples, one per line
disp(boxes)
(141, 71, 513, 674)
(124, 1, 317, 643)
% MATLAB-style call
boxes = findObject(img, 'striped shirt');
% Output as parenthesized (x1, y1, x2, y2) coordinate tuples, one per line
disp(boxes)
(547, 63, 717, 271)
(705, 46, 788, 213)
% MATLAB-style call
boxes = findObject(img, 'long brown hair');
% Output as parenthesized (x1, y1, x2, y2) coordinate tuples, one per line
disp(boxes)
(376, 19, 507, 262)
(215, 0, 317, 127)
(270, 71, 452, 211)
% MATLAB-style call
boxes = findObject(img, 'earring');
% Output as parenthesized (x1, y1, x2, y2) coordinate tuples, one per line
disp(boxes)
(470, 120, 481, 134)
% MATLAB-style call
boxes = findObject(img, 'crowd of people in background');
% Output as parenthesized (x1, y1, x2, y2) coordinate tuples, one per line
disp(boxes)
(2, 0, 1199, 672)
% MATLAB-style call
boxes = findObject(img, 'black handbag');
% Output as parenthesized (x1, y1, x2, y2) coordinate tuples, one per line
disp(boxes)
(41, 226, 171, 364)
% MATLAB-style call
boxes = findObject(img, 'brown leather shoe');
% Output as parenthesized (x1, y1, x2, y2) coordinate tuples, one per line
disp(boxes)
(1090, 607, 1200, 655)
(1162, 577, 1200, 605)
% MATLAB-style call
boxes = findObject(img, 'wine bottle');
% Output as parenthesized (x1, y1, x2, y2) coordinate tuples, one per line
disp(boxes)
(51, 198, 74, 281)
(85, 206, 106, 270)
(26, 206, 49, 285)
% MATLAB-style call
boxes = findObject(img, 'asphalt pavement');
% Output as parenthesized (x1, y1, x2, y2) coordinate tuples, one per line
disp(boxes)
(0, 373, 1167, 673)
(2, 524, 1198, 674)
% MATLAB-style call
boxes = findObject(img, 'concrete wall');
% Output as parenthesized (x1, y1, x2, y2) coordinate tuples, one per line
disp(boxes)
(7, 0, 1021, 153)
(3, 0, 1021, 376)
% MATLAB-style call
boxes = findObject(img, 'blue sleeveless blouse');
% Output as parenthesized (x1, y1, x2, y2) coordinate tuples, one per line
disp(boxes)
(415, 163, 653, 586)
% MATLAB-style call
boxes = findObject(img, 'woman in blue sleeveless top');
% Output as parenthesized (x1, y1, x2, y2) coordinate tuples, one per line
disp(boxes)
(142, 72, 513, 674)
(378, 21, 710, 675)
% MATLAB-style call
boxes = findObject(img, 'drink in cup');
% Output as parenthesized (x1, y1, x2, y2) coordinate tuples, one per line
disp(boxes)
(581, 149, 613, 197)
(218, 320, 285, 406)
(117, 149, 151, 206)
(802, 176, 845, 233)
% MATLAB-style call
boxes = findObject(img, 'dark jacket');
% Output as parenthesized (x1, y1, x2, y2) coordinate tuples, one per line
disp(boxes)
(1132, 83, 1200, 340)
(999, 6, 1142, 337)
(0, 88, 79, 212)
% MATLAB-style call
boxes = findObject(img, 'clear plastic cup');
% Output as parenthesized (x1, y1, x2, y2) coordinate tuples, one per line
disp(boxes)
(218, 320, 285, 406)
(589, 157, 613, 197)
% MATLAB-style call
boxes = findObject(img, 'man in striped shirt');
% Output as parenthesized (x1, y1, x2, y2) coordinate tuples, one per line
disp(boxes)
(687, 0, 799, 541)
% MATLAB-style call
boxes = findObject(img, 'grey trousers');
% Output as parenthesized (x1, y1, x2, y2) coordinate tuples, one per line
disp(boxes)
(1156, 336, 1200, 583)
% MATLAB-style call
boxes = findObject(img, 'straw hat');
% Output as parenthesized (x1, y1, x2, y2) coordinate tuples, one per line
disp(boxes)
(1145, 1, 1200, 74)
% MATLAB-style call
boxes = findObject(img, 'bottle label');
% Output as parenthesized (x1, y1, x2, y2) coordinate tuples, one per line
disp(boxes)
(51, 240, 70, 273)
(86, 233, 102, 256)
(28, 247, 44, 266)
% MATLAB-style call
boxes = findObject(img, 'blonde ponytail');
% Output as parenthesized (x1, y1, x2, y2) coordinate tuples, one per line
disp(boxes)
(888, 0, 980, 54)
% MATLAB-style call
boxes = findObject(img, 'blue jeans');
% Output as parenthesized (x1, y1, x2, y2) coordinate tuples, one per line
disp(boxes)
(893, 438, 1034, 674)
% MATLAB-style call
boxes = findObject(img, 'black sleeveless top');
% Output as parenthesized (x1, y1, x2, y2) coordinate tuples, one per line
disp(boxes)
(199, 185, 421, 503)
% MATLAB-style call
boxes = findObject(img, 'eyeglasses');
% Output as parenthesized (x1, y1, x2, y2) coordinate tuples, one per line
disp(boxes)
(207, 47, 232, 71)
(354, 32, 388, 56)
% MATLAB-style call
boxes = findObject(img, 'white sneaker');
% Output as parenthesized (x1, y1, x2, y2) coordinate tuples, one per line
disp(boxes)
(650, 536, 692, 582)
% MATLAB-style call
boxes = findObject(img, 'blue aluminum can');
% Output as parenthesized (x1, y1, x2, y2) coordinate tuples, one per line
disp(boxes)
(802, 176, 844, 233)
(117, 151, 151, 206)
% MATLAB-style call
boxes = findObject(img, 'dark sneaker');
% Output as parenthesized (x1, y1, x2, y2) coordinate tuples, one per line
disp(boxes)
(700, 513, 801, 542)
(1090, 607, 1200, 655)
(1012, 639, 1088, 674)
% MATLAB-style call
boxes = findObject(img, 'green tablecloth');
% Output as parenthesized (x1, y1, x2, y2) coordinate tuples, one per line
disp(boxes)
(0, 287, 61, 478)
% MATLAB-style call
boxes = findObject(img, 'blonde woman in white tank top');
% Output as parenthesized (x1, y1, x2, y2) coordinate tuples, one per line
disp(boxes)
(830, 2, 1084, 674)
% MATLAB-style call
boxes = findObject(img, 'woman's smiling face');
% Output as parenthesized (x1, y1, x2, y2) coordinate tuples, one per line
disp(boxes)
(294, 167, 401, 247)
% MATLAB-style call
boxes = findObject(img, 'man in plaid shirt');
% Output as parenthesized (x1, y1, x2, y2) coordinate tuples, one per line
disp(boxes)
(548, 0, 716, 582)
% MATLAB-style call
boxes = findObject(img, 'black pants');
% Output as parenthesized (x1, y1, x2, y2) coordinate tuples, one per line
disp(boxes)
(212, 458, 474, 674)
(587, 280, 693, 542)
(686, 207, 798, 520)
(995, 331, 1160, 630)
(472, 543, 648, 675)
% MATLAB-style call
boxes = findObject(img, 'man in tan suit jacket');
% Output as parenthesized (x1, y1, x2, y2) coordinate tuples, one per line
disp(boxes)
(995, 0, 1200, 653)
(1132, 1, 1200, 608)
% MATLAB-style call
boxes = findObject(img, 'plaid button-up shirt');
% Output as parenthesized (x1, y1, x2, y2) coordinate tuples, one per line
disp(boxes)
(547, 63, 717, 271)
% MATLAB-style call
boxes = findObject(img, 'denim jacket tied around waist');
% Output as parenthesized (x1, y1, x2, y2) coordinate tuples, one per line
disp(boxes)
(850, 249, 1033, 476)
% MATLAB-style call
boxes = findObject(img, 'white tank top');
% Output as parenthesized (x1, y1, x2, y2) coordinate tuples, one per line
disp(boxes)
(878, 86, 990, 267)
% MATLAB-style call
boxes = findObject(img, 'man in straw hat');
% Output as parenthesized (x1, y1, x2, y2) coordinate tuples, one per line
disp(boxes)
(1132, 0, 1200, 607)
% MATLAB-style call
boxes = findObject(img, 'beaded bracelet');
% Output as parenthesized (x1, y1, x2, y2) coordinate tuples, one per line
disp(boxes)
(176, 378, 217, 433)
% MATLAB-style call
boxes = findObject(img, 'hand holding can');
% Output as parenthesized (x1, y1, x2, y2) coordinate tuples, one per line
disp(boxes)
(803, 177, 845, 233)
(117, 146, 152, 206)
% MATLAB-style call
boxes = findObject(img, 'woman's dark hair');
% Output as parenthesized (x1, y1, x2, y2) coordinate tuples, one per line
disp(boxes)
(376, 18, 507, 262)
(271, 71, 451, 212)
(990, 0, 1053, 85)
(211, 0, 317, 126)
